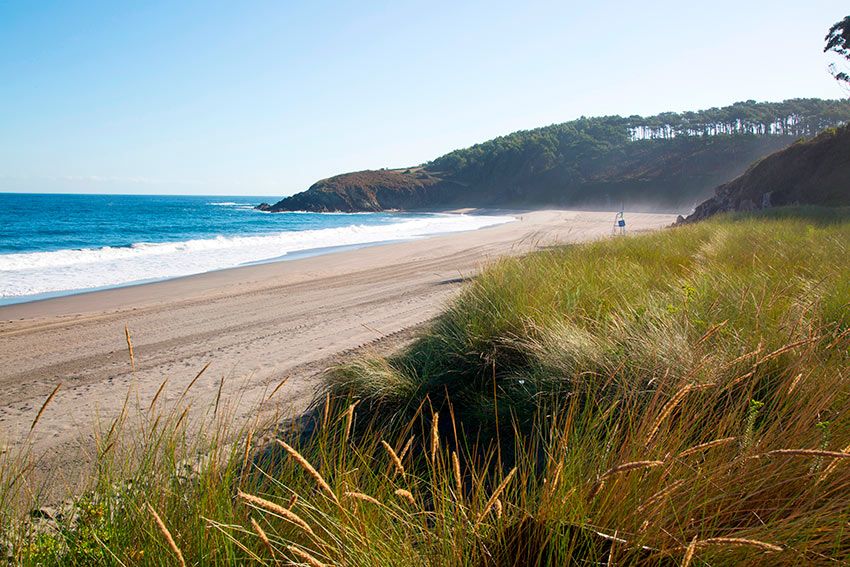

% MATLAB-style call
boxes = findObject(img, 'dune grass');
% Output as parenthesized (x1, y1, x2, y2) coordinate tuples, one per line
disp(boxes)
(1, 207, 849, 565)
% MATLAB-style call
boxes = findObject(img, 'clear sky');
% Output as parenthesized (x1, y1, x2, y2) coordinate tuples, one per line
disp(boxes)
(1, 1, 847, 196)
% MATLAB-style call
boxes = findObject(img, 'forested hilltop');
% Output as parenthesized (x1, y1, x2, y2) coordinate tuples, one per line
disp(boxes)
(261, 98, 850, 213)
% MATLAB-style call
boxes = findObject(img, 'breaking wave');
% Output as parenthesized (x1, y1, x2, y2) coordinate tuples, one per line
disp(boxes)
(0, 213, 514, 298)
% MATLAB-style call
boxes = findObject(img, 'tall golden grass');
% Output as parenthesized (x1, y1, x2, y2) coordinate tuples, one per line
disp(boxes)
(1, 209, 848, 565)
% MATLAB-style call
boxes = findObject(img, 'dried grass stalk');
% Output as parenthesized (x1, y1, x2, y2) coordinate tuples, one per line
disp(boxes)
(125, 324, 135, 371)
(589, 460, 664, 500)
(266, 374, 291, 402)
(757, 337, 817, 365)
(213, 374, 226, 417)
(587, 480, 607, 500)
(696, 320, 727, 345)
(237, 490, 316, 539)
(677, 437, 737, 459)
(818, 442, 850, 482)
(30, 382, 61, 432)
(399, 436, 414, 462)
(149, 377, 169, 411)
(322, 391, 331, 430)
(174, 406, 190, 431)
(452, 451, 463, 498)
(786, 372, 804, 395)
(825, 326, 850, 350)
(646, 384, 714, 446)
(343, 491, 382, 506)
(343, 401, 358, 445)
(395, 488, 416, 507)
(600, 460, 664, 480)
(275, 440, 339, 504)
(722, 345, 763, 369)
(682, 536, 698, 567)
(751, 449, 850, 460)
(146, 503, 186, 567)
(689, 537, 782, 552)
(431, 412, 440, 462)
(477, 467, 517, 524)
(179, 362, 211, 401)
(241, 427, 254, 481)
(381, 440, 405, 478)
(543, 461, 563, 501)
(725, 369, 756, 390)
(250, 517, 275, 559)
(287, 545, 327, 567)
(635, 479, 685, 515)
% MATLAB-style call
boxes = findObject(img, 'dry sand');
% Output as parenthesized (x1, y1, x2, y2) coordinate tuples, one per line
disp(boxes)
(0, 210, 675, 495)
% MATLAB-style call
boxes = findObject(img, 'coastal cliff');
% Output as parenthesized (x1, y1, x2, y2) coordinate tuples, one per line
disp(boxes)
(683, 123, 850, 222)
(258, 168, 449, 213)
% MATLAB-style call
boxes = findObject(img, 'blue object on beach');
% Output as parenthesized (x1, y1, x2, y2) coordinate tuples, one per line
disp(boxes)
(618, 219, 626, 227)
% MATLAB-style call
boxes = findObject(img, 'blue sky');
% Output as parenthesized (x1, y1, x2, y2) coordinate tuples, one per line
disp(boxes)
(1, 1, 847, 196)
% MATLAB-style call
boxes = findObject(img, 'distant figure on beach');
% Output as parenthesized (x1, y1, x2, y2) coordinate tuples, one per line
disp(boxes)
(613, 210, 626, 235)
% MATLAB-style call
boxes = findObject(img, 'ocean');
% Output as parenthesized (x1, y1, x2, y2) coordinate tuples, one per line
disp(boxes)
(0, 193, 513, 305)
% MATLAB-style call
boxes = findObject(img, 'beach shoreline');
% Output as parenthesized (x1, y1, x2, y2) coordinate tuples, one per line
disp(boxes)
(0, 207, 517, 317)
(0, 206, 516, 306)
(0, 209, 676, 499)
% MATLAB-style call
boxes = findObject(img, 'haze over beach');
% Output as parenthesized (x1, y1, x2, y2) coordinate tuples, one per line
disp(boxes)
(2, 2, 850, 565)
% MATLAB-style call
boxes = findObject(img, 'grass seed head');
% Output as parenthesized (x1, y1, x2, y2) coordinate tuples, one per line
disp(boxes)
(690, 537, 783, 552)
(287, 545, 327, 567)
(276, 439, 339, 504)
(682, 536, 698, 567)
(250, 517, 275, 558)
(477, 467, 516, 524)
(237, 490, 316, 539)
(395, 488, 416, 507)
(381, 440, 405, 478)
(452, 451, 463, 498)
(431, 412, 440, 462)
(146, 503, 186, 567)
(30, 383, 61, 432)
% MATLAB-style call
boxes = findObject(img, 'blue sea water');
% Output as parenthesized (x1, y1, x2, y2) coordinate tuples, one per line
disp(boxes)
(0, 193, 513, 304)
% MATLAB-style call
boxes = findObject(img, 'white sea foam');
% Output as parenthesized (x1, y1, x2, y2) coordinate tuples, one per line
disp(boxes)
(0, 214, 514, 298)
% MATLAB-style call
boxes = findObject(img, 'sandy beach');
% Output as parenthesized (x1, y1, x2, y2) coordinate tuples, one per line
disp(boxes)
(0, 210, 675, 494)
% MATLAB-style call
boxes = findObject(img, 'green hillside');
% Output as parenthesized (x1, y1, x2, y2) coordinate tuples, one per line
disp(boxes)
(262, 99, 850, 212)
